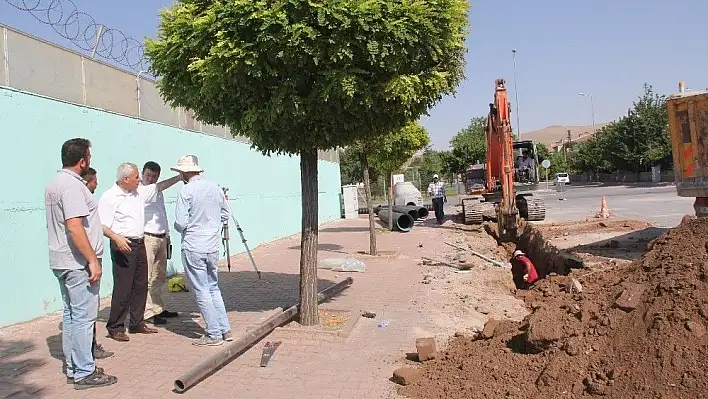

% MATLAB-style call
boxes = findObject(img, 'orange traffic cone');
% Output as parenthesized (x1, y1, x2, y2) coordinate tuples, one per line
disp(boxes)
(595, 196, 612, 219)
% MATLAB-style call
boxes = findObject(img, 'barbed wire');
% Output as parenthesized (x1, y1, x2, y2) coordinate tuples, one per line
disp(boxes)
(4, 0, 151, 74)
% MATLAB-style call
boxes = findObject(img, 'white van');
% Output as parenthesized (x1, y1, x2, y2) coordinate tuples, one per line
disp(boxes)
(394, 182, 423, 206)
(555, 173, 570, 184)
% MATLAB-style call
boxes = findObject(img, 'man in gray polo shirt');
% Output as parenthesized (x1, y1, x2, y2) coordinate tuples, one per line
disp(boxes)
(45, 138, 117, 390)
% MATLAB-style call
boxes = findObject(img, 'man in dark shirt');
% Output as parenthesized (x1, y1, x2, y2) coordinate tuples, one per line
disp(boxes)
(80, 167, 114, 361)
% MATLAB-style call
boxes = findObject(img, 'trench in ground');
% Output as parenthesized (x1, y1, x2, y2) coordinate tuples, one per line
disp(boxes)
(482, 220, 586, 281)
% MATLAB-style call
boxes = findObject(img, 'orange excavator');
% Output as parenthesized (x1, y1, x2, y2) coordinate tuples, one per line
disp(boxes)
(462, 79, 546, 240)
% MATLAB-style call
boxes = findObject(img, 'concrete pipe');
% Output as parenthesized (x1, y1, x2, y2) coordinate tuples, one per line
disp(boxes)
(380, 205, 429, 220)
(414, 206, 429, 219)
(378, 209, 415, 232)
(379, 205, 418, 220)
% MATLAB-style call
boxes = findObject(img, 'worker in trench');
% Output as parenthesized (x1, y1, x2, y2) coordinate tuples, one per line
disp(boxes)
(511, 250, 539, 289)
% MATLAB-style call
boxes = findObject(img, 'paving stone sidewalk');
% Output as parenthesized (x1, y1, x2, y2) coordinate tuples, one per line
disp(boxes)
(0, 216, 462, 399)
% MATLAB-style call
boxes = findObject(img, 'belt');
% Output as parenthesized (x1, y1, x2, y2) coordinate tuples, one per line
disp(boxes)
(144, 232, 167, 238)
(126, 237, 145, 244)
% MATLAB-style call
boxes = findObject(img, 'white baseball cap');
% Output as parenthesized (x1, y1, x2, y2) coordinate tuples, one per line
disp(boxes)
(433, 174, 439, 179)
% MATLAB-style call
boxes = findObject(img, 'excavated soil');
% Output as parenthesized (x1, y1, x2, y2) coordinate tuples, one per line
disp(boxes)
(401, 217, 708, 399)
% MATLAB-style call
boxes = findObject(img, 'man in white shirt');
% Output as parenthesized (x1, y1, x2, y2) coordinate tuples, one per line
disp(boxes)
(141, 161, 179, 325)
(427, 174, 447, 224)
(98, 162, 181, 342)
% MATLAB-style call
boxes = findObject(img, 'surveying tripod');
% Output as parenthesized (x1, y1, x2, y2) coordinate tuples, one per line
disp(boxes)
(221, 187, 261, 279)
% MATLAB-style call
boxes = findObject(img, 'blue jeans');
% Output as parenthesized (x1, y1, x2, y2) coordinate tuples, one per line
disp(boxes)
(53, 268, 99, 380)
(182, 250, 230, 339)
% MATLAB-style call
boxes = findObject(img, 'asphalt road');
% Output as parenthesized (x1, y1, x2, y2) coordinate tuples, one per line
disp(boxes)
(532, 183, 694, 227)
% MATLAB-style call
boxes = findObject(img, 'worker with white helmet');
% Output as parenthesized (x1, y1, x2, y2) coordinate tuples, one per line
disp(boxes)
(511, 250, 539, 289)
(427, 174, 447, 224)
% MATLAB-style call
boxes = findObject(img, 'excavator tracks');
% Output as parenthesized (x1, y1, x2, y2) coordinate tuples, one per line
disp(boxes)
(519, 197, 546, 221)
(462, 196, 546, 224)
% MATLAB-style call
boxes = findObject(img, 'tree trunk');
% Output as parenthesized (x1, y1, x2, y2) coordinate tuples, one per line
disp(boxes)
(361, 153, 377, 256)
(299, 148, 319, 326)
(388, 172, 394, 231)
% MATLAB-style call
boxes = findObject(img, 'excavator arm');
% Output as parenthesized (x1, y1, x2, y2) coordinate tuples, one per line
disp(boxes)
(486, 79, 519, 240)
(460, 79, 547, 229)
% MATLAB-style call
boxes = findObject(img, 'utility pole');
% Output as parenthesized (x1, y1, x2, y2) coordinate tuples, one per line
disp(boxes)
(512, 49, 521, 139)
(579, 93, 596, 134)
(564, 129, 571, 163)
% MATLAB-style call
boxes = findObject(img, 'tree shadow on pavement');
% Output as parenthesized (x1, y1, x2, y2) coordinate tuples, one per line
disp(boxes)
(319, 217, 398, 234)
(44, 330, 68, 381)
(319, 226, 370, 233)
(158, 271, 338, 339)
(0, 339, 45, 398)
(286, 243, 345, 254)
(564, 226, 668, 261)
(45, 327, 63, 362)
(418, 214, 459, 229)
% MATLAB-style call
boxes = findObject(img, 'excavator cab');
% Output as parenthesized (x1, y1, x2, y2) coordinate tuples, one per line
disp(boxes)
(513, 140, 541, 185)
(464, 163, 486, 194)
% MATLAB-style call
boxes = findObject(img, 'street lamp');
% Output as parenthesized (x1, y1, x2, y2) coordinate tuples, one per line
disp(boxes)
(512, 49, 521, 138)
(578, 92, 596, 134)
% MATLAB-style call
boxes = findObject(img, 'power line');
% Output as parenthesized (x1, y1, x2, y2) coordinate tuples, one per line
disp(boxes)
(4, 0, 149, 74)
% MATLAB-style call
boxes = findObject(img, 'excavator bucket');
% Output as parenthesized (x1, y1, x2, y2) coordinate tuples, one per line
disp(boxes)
(498, 207, 519, 242)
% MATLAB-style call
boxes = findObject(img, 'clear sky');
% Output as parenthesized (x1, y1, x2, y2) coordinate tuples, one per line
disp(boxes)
(2, 0, 707, 149)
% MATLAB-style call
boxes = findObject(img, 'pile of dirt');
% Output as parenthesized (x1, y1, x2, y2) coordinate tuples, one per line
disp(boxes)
(400, 218, 708, 398)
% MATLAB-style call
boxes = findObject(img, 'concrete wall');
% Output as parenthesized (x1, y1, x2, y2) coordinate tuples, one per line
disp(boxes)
(0, 24, 339, 164)
(0, 87, 342, 327)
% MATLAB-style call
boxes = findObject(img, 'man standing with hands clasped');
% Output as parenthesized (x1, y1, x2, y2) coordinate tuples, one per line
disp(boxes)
(172, 155, 233, 347)
(98, 162, 181, 342)
(45, 138, 117, 389)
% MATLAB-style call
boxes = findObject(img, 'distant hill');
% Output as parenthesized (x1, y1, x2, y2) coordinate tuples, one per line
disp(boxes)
(520, 124, 610, 148)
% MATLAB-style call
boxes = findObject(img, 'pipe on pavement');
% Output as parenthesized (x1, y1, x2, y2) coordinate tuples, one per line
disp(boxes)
(380, 205, 418, 219)
(173, 277, 354, 393)
(378, 209, 415, 232)
(379, 205, 429, 220)
(415, 206, 429, 219)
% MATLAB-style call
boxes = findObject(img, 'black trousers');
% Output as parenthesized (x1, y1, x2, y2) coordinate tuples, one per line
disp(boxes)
(106, 240, 149, 333)
(432, 197, 445, 223)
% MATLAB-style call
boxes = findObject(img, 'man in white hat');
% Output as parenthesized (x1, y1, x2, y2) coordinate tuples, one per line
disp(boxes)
(427, 174, 447, 224)
(172, 155, 233, 346)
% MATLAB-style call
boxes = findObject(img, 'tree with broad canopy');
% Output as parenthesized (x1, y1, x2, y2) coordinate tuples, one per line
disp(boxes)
(145, 0, 469, 325)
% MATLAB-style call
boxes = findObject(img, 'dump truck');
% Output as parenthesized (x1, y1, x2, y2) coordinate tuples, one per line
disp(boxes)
(666, 82, 708, 217)
(461, 79, 546, 239)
